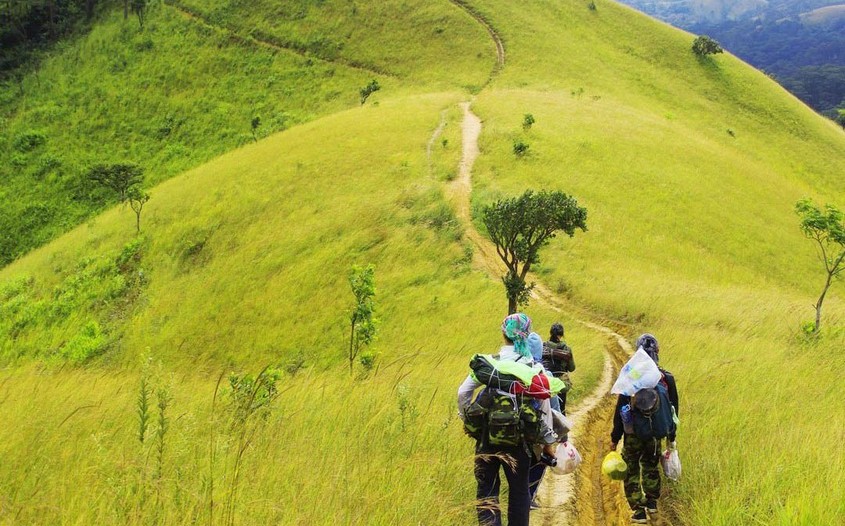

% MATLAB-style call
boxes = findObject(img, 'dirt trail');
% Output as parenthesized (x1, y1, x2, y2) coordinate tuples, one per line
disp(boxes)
(445, 102, 638, 525)
(162, 0, 393, 78)
(447, 0, 505, 83)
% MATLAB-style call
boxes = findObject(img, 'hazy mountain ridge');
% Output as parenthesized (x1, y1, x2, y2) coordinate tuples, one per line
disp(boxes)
(621, 0, 844, 24)
(618, 0, 845, 118)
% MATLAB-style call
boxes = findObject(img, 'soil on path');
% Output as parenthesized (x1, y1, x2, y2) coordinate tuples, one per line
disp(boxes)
(444, 102, 646, 525)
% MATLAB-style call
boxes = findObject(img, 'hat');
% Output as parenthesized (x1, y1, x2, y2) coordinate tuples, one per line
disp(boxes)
(527, 332, 543, 361)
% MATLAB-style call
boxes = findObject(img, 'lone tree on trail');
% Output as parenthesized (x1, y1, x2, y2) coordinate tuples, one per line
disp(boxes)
(127, 187, 150, 234)
(483, 190, 588, 314)
(348, 264, 377, 374)
(88, 163, 144, 202)
(795, 198, 845, 334)
(692, 35, 723, 57)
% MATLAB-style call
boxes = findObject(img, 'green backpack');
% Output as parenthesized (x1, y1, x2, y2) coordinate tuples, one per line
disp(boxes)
(463, 389, 544, 447)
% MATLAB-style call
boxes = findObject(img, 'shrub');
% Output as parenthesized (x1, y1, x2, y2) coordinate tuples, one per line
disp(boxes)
(359, 79, 381, 105)
(513, 139, 530, 157)
(13, 131, 46, 152)
(692, 35, 724, 57)
(522, 113, 535, 130)
(58, 321, 108, 362)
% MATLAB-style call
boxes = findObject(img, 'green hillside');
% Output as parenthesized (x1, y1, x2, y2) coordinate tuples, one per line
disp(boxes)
(0, 0, 492, 266)
(1, 0, 845, 525)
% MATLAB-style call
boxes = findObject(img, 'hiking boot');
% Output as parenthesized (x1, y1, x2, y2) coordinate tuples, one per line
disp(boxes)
(530, 498, 541, 510)
(631, 507, 648, 524)
(645, 499, 658, 513)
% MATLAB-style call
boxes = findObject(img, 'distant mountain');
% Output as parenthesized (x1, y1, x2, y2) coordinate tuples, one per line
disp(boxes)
(619, 0, 845, 119)
(621, 0, 843, 25)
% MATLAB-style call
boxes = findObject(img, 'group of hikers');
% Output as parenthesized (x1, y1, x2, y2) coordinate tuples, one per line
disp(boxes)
(457, 313, 680, 525)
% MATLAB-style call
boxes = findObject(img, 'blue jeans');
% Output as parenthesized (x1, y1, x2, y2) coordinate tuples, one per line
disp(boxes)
(475, 444, 531, 526)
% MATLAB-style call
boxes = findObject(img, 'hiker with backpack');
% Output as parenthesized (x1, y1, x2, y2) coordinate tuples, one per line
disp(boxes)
(541, 323, 575, 414)
(458, 314, 559, 526)
(609, 333, 679, 524)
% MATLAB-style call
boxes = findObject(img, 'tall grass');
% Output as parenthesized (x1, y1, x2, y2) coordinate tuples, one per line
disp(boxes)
(462, 0, 845, 522)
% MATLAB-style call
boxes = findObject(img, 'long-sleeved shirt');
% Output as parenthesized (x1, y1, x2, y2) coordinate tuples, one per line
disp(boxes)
(541, 340, 575, 377)
(610, 369, 679, 443)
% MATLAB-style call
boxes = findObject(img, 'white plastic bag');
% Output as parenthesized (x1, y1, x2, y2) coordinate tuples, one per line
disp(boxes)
(611, 348, 662, 396)
(550, 441, 582, 475)
(661, 446, 682, 481)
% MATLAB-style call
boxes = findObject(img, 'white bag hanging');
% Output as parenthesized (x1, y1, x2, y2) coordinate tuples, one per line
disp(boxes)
(611, 348, 662, 396)
(550, 441, 582, 475)
(661, 446, 682, 481)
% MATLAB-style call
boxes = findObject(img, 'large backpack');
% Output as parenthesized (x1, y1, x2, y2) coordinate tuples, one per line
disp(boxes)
(630, 382, 675, 441)
(463, 389, 544, 447)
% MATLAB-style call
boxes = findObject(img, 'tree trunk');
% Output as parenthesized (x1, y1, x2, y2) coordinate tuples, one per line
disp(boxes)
(507, 296, 517, 315)
(124, 0, 129, 20)
(814, 272, 833, 333)
(348, 319, 356, 374)
(86, 0, 95, 20)
(135, 210, 141, 233)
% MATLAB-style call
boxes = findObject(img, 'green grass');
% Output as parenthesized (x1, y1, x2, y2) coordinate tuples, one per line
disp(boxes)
(0, 0, 492, 266)
(1, 0, 845, 524)
(0, 93, 608, 524)
(463, 0, 845, 523)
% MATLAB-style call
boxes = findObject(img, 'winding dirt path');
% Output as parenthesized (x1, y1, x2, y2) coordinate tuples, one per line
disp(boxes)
(447, 0, 505, 84)
(444, 102, 635, 525)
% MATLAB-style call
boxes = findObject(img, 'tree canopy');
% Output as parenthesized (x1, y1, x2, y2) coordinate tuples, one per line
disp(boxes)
(795, 198, 845, 334)
(483, 190, 587, 313)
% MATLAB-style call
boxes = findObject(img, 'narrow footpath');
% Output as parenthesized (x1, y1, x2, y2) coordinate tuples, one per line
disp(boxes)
(443, 102, 634, 525)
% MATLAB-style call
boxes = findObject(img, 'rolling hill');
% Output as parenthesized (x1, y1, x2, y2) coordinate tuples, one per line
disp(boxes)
(1, 0, 844, 524)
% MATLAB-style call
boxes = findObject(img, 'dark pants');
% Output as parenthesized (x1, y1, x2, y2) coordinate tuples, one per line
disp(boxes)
(622, 434, 661, 509)
(475, 444, 531, 526)
(528, 456, 546, 500)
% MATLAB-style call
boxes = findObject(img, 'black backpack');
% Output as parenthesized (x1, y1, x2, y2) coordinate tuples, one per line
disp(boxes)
(630, 382, 675, 441)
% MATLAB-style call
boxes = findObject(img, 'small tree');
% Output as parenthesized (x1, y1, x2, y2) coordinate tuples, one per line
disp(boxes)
(127, 187, 150, 234)
(131, 0, 147, 28)
(483, 190, 588, 314)
(522, 113, 535, 131)
(348, 264, 377, 373)
(513, 139, 530, 157)
(359, 79, 381, 105)
(88, 163, 144, 202)
(250, 116, 261, 142)
(795, 199, 845, 334)
(692, 35, 723, 57)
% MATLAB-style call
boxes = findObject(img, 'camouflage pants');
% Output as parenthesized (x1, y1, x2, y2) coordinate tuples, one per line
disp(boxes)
(621, 435, 661, 509)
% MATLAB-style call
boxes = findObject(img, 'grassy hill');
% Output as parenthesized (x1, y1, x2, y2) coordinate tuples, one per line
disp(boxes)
(0, 0, 492, 266)
(1, 0, 845, 524)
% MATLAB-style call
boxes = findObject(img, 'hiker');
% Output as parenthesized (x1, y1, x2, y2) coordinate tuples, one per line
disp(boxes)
(609, 333, 679, 524)
(526, 332, 553, 509)
(458, 314, 558, 526)
(541, 322, 575, 414)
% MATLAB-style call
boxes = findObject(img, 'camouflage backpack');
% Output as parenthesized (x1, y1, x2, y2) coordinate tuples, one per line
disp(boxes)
(463, 389, 544, 446)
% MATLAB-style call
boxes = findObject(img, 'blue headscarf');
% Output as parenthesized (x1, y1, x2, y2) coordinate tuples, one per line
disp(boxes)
(527, 332, 544, 362)
(501, 313, 533, 358)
